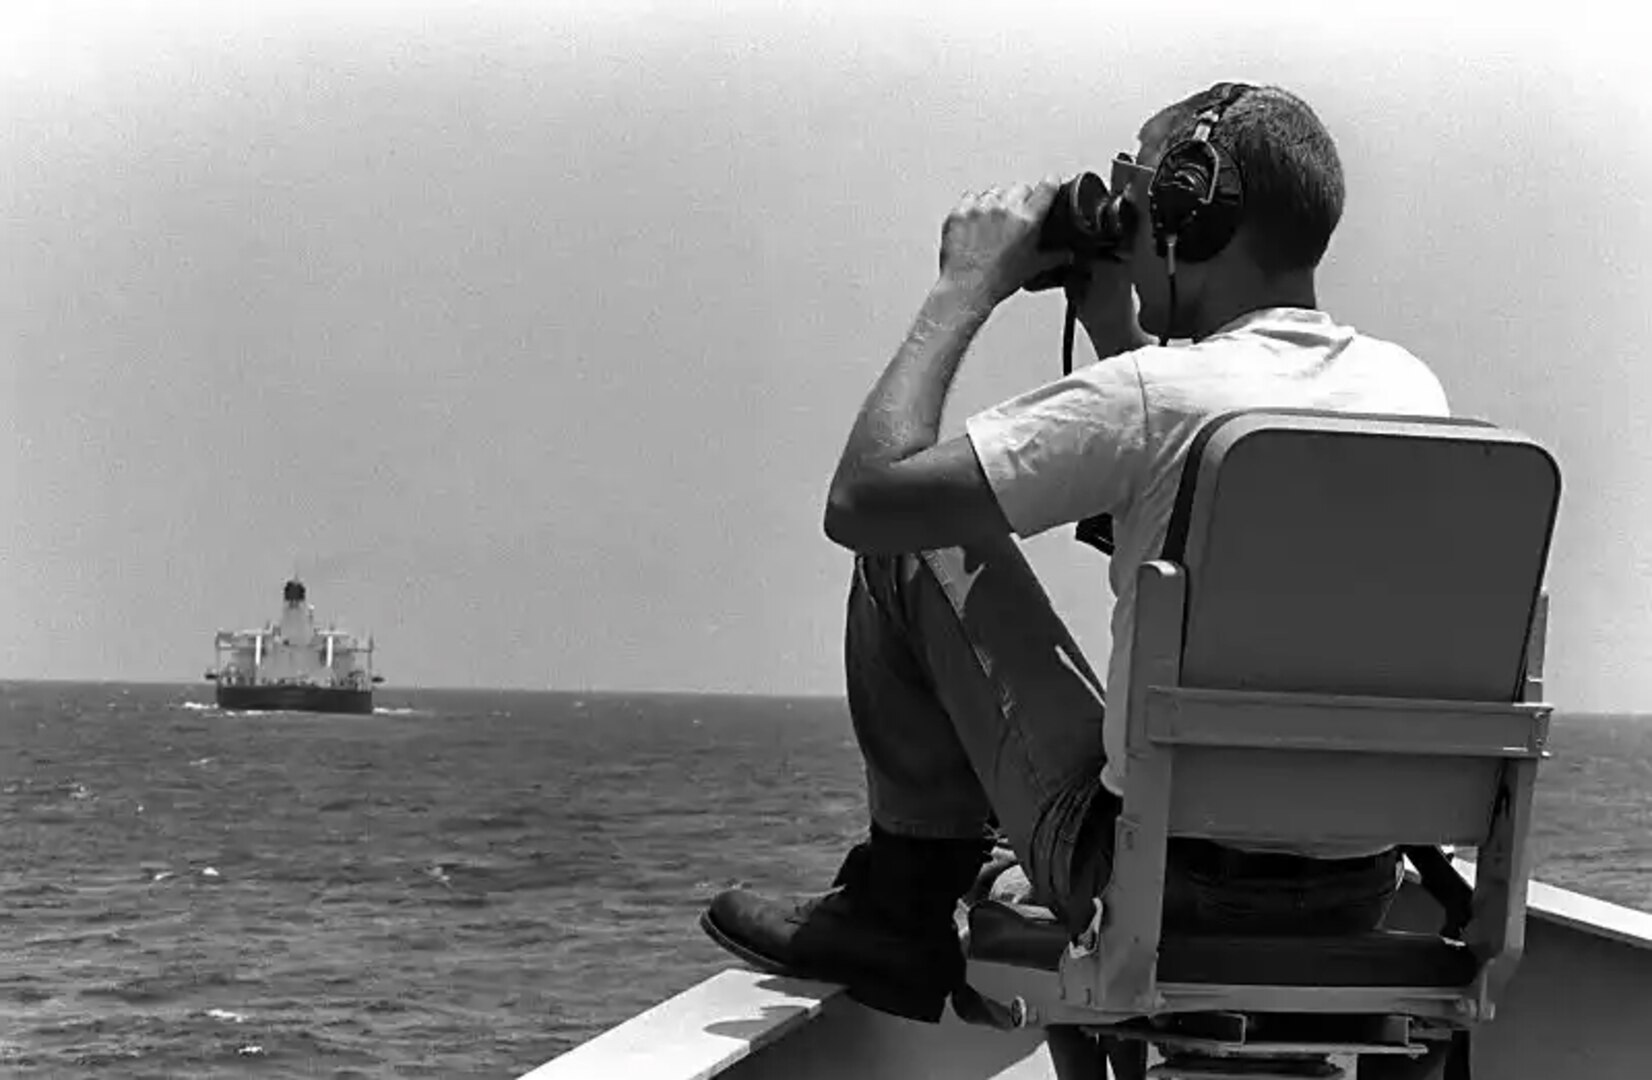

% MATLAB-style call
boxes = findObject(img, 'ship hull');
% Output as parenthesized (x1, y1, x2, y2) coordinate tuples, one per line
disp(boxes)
(215, 684, 373, 715)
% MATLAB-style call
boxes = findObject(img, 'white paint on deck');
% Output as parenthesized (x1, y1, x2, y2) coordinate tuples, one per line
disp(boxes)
(517, 969, 843, 1080)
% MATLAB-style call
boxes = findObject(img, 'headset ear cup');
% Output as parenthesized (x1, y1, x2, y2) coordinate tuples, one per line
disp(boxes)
(1178, 155, 1243, 262)
(1151, 144, 1207, 253)
(1150, 145, 1242, 263)
(1149, 157, 1206, 255)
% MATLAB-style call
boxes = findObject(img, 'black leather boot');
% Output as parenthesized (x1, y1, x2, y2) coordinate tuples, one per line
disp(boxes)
(700, 825, 992, 1023)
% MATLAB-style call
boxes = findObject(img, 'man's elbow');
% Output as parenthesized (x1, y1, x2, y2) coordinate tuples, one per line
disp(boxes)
(823, 481, 869, 551)
(824, 474, 910, 552)
(823, 473, 1010, 554)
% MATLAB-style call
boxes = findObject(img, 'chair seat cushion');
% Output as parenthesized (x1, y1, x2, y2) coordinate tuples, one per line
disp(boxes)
(966, 900, 1477, 987)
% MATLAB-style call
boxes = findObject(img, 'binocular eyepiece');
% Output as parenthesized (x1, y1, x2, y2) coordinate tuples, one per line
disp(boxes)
(1026, 170, 1136, 293)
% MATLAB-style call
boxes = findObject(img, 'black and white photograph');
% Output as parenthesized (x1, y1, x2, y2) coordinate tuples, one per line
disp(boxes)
(3, 1, 1648, 1077)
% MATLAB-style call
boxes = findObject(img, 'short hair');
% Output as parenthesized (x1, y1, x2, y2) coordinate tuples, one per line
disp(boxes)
(1142, 84, 1344, 274)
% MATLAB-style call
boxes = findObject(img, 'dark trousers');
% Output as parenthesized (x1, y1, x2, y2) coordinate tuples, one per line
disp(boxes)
(847, 539, 1399, 930)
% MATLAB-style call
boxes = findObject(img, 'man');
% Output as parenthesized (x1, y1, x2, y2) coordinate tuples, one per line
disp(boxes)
(701, 83, 1452, 1077)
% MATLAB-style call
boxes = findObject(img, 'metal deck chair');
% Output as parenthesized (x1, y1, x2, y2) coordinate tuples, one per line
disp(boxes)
(961, 409, 1561, 1079)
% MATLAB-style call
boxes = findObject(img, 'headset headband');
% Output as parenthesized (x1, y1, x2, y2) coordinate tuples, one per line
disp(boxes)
(1194, 81, 1253, 143)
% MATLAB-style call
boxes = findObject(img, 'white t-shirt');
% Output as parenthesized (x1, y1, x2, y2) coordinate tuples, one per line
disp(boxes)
(966, 306, 1451, 801)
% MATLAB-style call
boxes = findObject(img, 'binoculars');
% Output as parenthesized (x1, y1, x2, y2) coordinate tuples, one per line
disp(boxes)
(1025, 157, 1147, 292)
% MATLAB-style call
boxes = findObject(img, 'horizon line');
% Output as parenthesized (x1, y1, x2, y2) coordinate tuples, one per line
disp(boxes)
(0, 677, 1648, 719)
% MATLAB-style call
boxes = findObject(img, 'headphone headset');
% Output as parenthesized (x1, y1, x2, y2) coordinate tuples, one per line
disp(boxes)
(1148, 81, 1252, 270)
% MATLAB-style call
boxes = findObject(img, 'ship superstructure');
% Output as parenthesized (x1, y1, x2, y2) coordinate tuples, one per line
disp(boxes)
(206, 580, 379, 714)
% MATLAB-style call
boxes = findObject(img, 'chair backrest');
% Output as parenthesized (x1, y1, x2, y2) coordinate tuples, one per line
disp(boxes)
(1145, 411, 1559, 852)
(1070, 410, 1560, 1020)
(1169, 410, 1558, 702)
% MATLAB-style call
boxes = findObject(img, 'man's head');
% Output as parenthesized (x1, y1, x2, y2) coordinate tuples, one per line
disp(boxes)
(1119, 82, 1344, 340)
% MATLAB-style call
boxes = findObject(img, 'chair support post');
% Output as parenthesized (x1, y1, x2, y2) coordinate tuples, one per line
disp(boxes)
(1064, 561, 1186, 1012)
(1469, 596, 1550, 1016)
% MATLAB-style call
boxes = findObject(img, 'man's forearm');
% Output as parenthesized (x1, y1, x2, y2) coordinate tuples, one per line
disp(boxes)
(831, 278, 993, 482)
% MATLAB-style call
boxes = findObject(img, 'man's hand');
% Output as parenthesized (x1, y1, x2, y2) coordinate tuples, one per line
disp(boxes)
(938, 179, 1073, 306)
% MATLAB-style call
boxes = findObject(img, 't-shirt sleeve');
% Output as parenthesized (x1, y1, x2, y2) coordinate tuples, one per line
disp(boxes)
(964, 356, 1148, 539)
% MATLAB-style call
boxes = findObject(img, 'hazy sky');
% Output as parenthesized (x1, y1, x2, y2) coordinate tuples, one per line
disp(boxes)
(4, 1, 1649, 710)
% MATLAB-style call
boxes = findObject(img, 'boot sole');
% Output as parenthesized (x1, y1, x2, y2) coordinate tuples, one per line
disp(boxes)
(698, 909, 949, 1024)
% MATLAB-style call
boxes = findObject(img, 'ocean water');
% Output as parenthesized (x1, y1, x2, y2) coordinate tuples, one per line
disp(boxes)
(1, 682, 1648, 1079)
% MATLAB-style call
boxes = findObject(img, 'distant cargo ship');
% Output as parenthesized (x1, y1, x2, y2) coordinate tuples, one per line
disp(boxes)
(205, 580, 381, 714)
